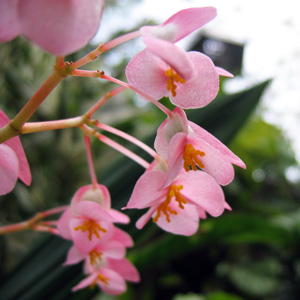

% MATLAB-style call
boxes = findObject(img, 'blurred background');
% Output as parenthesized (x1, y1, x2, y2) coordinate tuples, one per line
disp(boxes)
(0, 0, 299, 299)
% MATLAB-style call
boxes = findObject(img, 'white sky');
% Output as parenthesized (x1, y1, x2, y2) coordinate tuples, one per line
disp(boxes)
(94, 0, 300, 164)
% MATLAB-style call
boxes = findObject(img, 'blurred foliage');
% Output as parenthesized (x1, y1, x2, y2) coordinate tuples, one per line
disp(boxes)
(1, 6, 300, 300)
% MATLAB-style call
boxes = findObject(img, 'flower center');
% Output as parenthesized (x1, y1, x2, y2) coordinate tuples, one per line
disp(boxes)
(153, 184, 187, 223)
(90, 273, 110, 289)
(183, 143, 205, 171)
(89, 250, 103, 265)
(165, 67, 185, 97)
(74, 220, 107, 241)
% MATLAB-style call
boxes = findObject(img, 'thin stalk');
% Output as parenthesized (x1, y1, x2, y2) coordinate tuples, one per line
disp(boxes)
(21, 116, 84, 134)
(84, 135, 98, 188)
(96, 122, 157, 158)
(85, 86, 127, 118)
(71, 31, 141, 69)
(102, 74, 172, 117)
(0, 205, 67, 235)
(81, 125, 149, 169)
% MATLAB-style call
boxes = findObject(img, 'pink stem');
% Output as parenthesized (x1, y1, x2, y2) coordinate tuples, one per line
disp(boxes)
(99, 134, 150, 169)
(41, 220, 58, 226)
(39, 205, 69, 218)
(85, 86, 127, 117)
(96, 122, 157, 158)
(33, 225, 60, 235)
(100, 31, 141, 52)
(21, 117, 84, 134)
(0, 206, 67, 235)
(71, 70, 172, 117)
(84, 135, 98, 188)
(102, 74, 172, 117)
(71, 31, 141, 70)
(0, 69, 63, 143)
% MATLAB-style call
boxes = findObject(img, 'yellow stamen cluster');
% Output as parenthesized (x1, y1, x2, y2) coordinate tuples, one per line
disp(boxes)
(90, 273, 110, 289)
(153, 185, 187, 223)
(89, 250, 102, 265)
(74, 220, 107, 241)
(165, 67, 185, 97)
(183, 144, 205, 171)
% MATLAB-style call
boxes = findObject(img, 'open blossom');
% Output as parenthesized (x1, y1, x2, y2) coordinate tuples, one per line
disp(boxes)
(125, 168, 226, 236)
(72, 256, 140, 295)
(154, 107, 246, 187)
(0, 110, 31, 195)
(57, 184, 130, 254)
(126, 44, 232, 109)
(0, 0, 104, 56)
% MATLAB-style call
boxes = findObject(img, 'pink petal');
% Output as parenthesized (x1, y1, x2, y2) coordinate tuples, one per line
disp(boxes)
(64, 245, 85, 266)
(154, 107, 188, 159)
(98, 269, 127, 295)
(126, 49, 168, 100)
(140, 7, 217, 43)
(170, 51, 219, 109)
(125, 170, 167, 209)
(143, 37, 195, 80)
(215, 66, 234, 77)
(0, 111, 31, 186)
(57, 207, 73, 240)
(71, 184, 111, 212)
(111, 227, 134, 247)
(197, 206, 207, 219)
(70, 219, 114, 254)
(162, 132, 187, 188)
(0, 0, 20, 42)
(0, 144, 19, 195)
(187, 134, 235, 186)
(188, 121, 246, 168)
(107, 258, 140, 282)
(18, 0, 104, 56)
(72, 273, 98, 291)
(175, 171, 225, 217)
(155, 201, 200, 236)
(96, 241, 126, 259)
(109, 209, 130, 224)
(75, 201, 116, 222)
(136, 205, 159, 230)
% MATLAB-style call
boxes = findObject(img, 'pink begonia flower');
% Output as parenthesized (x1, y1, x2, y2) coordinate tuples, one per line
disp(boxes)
(71, 242, 140, 295)
(140, 7, 217, 43)
(73, 255, 140, 295)
(125, 169, 225, 236)
(0, 0, 104, 56)
(154, 107, 246, 187)
(57, 184, 130, 254)
(64, 241, 127, 266)
(0, 110, 31, 195)
(126, 45, 232, 109)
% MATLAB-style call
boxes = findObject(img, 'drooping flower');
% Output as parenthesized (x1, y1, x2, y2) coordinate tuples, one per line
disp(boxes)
(0, 110, 31, 195)
(0, 0, 104, 56)
(72, 255, 140, 295)
(57, 184, 130, 254)
(154, 107, 246, 187)
(68, 236, 140, 295)
(124, 169, 225, 236)
(126, 44, 232, 109)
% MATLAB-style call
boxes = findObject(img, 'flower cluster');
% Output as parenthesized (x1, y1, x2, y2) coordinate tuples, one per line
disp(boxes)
(57, 184, 140, 295)
(123, 9, 245, 235)
(0, 3, 246, 297)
